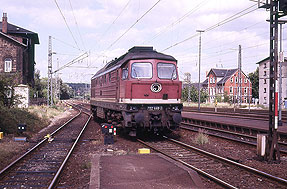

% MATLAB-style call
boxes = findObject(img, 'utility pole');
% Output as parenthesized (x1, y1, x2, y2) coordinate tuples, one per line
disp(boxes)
(184, 73, 191, 104)
(238, 45, 242, 106)
(48, 36, 53, 106)
(197, 30, 204, 111)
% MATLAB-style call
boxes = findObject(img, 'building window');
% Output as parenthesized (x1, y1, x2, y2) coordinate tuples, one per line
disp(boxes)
(4, 58, 12, 72)
(244, 87, 247, 94)
(264, 63, 267, 68)
(264, 71, 267, 76)
(264, 88, 267, 93)
(235, 77, 238, 83)
(244, 78, 247, 83)
(264, 79, 267, 84)
(231, 77, 233, 83)
(230, 87, 233, 93)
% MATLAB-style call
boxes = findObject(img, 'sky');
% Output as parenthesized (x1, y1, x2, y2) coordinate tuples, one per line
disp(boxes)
(0, 0, 279, 83)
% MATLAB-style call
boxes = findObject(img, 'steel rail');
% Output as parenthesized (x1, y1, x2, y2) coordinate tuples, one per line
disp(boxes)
(183, 110, 270, 121)
(180, 121, 287, 153)
(164, 136, 287, 185)
(48, 114, 92, 188)
(0, 111, 81, 177)
(137, 139, 238, 189)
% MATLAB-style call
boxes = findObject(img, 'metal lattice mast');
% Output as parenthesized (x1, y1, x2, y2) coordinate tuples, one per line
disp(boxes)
(48, 36, 53, 106)
(268, 0, 280, 162)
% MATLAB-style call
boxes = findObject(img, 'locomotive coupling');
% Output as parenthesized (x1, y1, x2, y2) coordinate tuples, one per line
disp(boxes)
(135, 113, 144, 124)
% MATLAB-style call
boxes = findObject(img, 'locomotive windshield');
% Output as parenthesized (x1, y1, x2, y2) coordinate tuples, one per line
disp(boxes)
(131, 62, 152, 78)
(157, 63, 177, 80)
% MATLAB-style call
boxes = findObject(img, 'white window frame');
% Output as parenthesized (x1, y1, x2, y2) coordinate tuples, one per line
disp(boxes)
(4, 58, 12, 72)
(230, 87, 233, 93)
(231, 77, 233, 83)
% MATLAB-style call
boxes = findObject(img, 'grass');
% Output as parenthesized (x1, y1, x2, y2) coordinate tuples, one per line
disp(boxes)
(0, 104, 66, 169)
(193, 129, 209, 145)
(81, 161, 91, 170)
(0, 104, 66, 136)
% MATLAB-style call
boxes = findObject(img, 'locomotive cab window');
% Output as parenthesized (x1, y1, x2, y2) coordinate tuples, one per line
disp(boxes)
(122, 68, 128, 80)
(157, 63, 177, 80)
(131, 62, 152, 79)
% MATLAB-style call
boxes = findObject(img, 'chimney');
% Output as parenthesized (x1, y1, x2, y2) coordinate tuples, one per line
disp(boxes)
(2, 13, 8, 33)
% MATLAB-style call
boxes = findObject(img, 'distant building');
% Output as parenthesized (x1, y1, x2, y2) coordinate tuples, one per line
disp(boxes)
(256, 57, 287, 107)
(0, 13, 39, 86)
(202, 68, 252, 103)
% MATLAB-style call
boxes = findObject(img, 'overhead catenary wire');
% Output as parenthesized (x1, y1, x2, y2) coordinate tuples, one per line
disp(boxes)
(90, 0, 162, 67)
(161, 4, 258, 52)
(142, 0, 209, 44)
(52, 37, 82, 51)
(69, 0, 86, 51)
(54, 0, 81, 51)
(103, 0, 132, 36)
(105, 0, 162, 51)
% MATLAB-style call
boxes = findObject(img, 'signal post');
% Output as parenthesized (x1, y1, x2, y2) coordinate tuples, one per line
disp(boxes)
(258, 0, 287, 162)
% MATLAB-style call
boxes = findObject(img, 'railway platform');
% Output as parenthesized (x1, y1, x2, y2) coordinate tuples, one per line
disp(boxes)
(182, 112, 287, 134)
(89, 153, 203, 189)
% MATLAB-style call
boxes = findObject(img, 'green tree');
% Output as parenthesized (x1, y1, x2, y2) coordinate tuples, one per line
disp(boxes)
(60, 81, 74, 99)
(0, 75, 21, 108)
(182, 85, 207, 103)
(223, 91, 230, 102)
(248, 67, 259, 99)
(30, 70, 47, 98)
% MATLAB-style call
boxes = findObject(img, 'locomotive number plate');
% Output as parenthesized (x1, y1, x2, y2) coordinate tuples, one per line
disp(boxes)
(151, 83, 162, 93)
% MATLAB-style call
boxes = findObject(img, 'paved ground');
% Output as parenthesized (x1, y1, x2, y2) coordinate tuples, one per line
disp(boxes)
(90, 153, 203, 189)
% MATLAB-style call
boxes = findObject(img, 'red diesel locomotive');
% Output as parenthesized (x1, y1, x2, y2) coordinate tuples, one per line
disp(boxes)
(90, 46, 182, 136)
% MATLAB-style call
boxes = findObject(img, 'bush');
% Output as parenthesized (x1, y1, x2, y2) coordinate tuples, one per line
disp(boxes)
(0, 105, 45, 135)
(193, 129, 209, 145)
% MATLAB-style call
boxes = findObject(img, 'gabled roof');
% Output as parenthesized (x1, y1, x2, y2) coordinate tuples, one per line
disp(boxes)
(0, 31, 26, 47)
(0, 21, 39, 44)
(256, 57, 269, 64)
(92, 46, 177, 79)
(204, 68, 238, 85)
(256, 57, 287, 64)
(207, 68, 237, 77)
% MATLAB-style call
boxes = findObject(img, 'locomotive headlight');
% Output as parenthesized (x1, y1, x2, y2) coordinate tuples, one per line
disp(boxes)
(172, 106, 179, 111)
(129, 106, 138, 111)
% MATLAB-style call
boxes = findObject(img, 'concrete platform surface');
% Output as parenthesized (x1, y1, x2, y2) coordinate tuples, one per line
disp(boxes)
(90, 153, 203, 189)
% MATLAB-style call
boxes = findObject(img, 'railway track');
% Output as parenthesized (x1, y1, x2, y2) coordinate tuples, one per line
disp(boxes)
(180, 122, 287, 154)
(183, 107, 287, 122)
(0, 110, 92, 188)
(138, 136, 287, 188)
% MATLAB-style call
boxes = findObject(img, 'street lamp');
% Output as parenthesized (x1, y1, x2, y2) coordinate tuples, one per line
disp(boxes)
(197, 30, 204, 111)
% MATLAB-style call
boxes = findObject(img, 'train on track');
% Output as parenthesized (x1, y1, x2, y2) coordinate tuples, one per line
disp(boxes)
(90, 46, 182, 136)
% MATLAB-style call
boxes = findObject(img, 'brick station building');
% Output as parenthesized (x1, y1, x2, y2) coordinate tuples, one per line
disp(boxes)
(0, 13, 39, 86)
(202, 68, 252, 103)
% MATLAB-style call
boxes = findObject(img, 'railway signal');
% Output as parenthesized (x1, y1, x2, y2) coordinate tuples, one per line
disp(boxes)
(257, 0, 287, 162)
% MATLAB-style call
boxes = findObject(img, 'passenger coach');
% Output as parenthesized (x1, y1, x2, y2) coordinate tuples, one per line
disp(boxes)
(91, 46, 182, 136)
